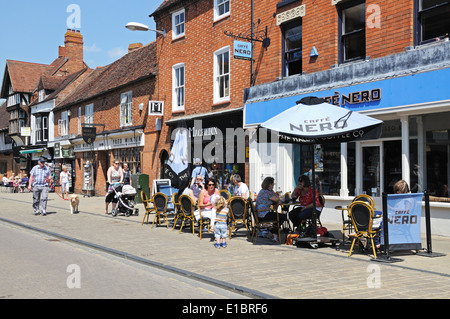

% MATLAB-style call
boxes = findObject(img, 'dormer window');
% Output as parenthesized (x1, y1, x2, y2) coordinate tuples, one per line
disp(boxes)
(38, 89, 45, 102)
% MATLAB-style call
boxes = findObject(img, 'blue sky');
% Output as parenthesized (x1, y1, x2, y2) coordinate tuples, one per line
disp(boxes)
(0, 0, 163, 92)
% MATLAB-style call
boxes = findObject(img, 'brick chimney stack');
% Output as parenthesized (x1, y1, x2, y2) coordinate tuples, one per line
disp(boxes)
(128, 43, 143, 52)
(58, 29, 84, 75)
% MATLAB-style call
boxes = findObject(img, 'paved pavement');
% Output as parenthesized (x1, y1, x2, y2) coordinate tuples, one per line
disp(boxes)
(1, 191, 450, 299)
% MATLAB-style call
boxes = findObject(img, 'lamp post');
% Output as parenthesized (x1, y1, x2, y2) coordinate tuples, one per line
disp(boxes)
(125, 22, 166, 38)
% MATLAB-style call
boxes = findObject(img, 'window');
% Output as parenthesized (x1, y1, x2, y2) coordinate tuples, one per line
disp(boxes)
(113, 148, 141, 174)
(339, 1, 366, 63)
(85, 104, 94, 124)
(120, 91, 132, 126)
(214, 47, 230, 103)
(283, 21, 302, 76)
(172, 64, 185, 112)
(417, 0, 450, 44)
(58, 111, 69, 137)
(172, 8, 185, 39)
(78, 107, 82, 135)
(214, 0, 230, 21)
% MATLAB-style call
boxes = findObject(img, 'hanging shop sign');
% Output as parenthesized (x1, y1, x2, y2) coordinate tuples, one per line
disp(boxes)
(234, 40, 252, 60)
(82, 126, 97, 144)
(149, 101, 164, 116)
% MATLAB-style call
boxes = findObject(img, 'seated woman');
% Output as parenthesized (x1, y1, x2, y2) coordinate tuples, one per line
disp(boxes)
(289, 175, 321, 231)
(255, 176, 287, 242)
(195, 177, 220, 223)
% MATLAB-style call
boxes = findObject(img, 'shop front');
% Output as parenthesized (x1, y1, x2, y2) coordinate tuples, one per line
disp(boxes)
(165, 109, 247, 191)
(72, 129, 144, 196)
(244, 64, 450, 236)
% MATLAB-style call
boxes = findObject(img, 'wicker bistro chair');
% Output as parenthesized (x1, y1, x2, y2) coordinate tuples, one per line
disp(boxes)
(336, 194, 376, 242)
(247, 198, 281, 244)
(171, 192, 183, 230)
(220, 189, 231, 201)
(228, 196, 249, 239)
(141, 191, 155, 225)
(152, 192, 170, 228)
(348, 200, 381, 259)
(179, 195, 210, 239)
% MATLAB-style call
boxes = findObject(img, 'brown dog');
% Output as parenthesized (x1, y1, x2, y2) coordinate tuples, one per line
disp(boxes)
(69, 194, 80, 214)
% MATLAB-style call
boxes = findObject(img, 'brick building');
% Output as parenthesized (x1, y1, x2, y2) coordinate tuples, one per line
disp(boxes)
(240, 0, 450, 214)
(53, 42, 157, 196)
(150, 0, 256, 189)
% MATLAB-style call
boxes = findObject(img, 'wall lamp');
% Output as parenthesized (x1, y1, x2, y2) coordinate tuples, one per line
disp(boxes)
(125, 22, 166, 38)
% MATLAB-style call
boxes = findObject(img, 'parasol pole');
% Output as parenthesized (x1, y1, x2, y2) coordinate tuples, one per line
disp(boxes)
(311, 146, 317, 242)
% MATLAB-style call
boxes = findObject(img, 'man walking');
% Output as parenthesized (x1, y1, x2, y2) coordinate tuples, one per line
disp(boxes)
(28, 157, 52, 216)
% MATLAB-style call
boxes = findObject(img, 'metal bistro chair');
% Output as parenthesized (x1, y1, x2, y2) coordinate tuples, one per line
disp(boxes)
(348, 200, 381, 259)
(152, 192, 170, 228)
(228, 196, 249, 239)
(247, 198, 281, 244)
(141, 191, 155, 225)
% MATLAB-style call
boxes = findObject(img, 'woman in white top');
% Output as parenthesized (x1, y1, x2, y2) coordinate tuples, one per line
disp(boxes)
(105, 160, 123, 214)
(59, 165, 70, 199)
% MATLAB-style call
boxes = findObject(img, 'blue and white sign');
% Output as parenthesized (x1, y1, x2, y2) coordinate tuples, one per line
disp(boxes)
(234, 40, 252, 60)
(381, 193, 423, 250)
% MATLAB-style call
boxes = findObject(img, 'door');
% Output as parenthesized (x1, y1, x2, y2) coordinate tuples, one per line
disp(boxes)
(361, 142, 383, 197)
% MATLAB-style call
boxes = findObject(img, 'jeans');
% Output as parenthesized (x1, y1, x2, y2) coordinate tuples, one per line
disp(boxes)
(32, 186, 49, 213)
(289, 207, 321, 229)
(214, 223, 228, 239)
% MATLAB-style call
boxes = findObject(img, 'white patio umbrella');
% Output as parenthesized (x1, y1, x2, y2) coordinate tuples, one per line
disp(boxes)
(260, 96, 384, 244)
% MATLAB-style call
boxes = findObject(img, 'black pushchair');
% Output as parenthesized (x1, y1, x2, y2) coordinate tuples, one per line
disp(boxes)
(111, 183, 139, 217)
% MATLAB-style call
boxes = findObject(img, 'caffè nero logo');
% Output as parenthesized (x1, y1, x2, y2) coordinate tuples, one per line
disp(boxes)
(323, 88, 381, 107)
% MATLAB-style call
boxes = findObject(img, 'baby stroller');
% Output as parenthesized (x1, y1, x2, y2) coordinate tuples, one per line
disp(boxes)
(111, 183, 139, 217)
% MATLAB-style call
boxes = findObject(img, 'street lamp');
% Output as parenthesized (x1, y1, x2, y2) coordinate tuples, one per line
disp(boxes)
(125, 22, 166, 38)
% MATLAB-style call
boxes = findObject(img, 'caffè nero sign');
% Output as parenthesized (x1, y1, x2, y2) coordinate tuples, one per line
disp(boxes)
(323, 88, 381, 107)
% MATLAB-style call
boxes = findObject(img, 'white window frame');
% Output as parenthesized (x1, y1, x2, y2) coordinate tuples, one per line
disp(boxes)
(85, 103, 94, 125)
(214, 0, 231, 21)
(172, 63, 185, 112)
(58, 111, 69, 137)
(78, 107, 82, 135)
(214, 46, 230, 104)
(172, 8, 185, 40)
(120, 91, 133, 127)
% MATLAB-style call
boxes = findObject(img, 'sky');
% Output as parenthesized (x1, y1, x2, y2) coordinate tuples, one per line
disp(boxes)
(0, 0, 163, 101)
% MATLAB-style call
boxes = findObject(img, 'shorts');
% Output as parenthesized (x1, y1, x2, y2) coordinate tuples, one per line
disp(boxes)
(61, 182, 70, 193)
(214, 223, 228, 239)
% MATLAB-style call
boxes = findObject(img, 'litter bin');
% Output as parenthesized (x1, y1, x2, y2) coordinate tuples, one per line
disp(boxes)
(132, 174, 149, 204)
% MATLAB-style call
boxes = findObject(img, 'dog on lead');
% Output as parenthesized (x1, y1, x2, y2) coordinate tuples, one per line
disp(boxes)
(69, 194, 80, 214)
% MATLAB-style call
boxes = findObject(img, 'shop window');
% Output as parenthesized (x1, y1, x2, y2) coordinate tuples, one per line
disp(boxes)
(113, 148, 141, 174)
(426, 129, 449, 197)
(172, 64, 185, 112)
(282, 21, 302, 77)
(214, 47, 230, 103)
(416, 0, 450, 44)
(339, 0, 366, 63)
(172, 8, 185, 39)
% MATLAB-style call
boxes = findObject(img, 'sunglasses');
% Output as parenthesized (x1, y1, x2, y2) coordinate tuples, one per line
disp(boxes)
(208, 183, 215, 186)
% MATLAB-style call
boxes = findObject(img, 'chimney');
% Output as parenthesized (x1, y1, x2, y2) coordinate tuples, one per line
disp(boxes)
(59, 29, 84, 74)
(128, 43, 143, 52)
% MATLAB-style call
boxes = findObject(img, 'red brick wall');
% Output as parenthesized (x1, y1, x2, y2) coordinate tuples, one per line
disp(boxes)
(252, 0, 415, 83)
(152, 0, 253, 183)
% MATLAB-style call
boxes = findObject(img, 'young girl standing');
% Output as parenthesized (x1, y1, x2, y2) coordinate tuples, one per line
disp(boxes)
(211, 196, 229, 248)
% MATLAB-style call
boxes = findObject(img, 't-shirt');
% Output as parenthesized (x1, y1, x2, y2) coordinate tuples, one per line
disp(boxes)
(214, 208, 229, 225)
(191, 165, 208, 180)
(30, 164, 51, 187)
(60, 171, 69, 184)
(234, 183, 249, 198)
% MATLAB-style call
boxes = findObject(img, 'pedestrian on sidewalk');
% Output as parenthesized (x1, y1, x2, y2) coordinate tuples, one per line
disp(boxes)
(59, 165, 70, 199)
(28, 157, 52, 216)
(211, 196, 229, 248)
